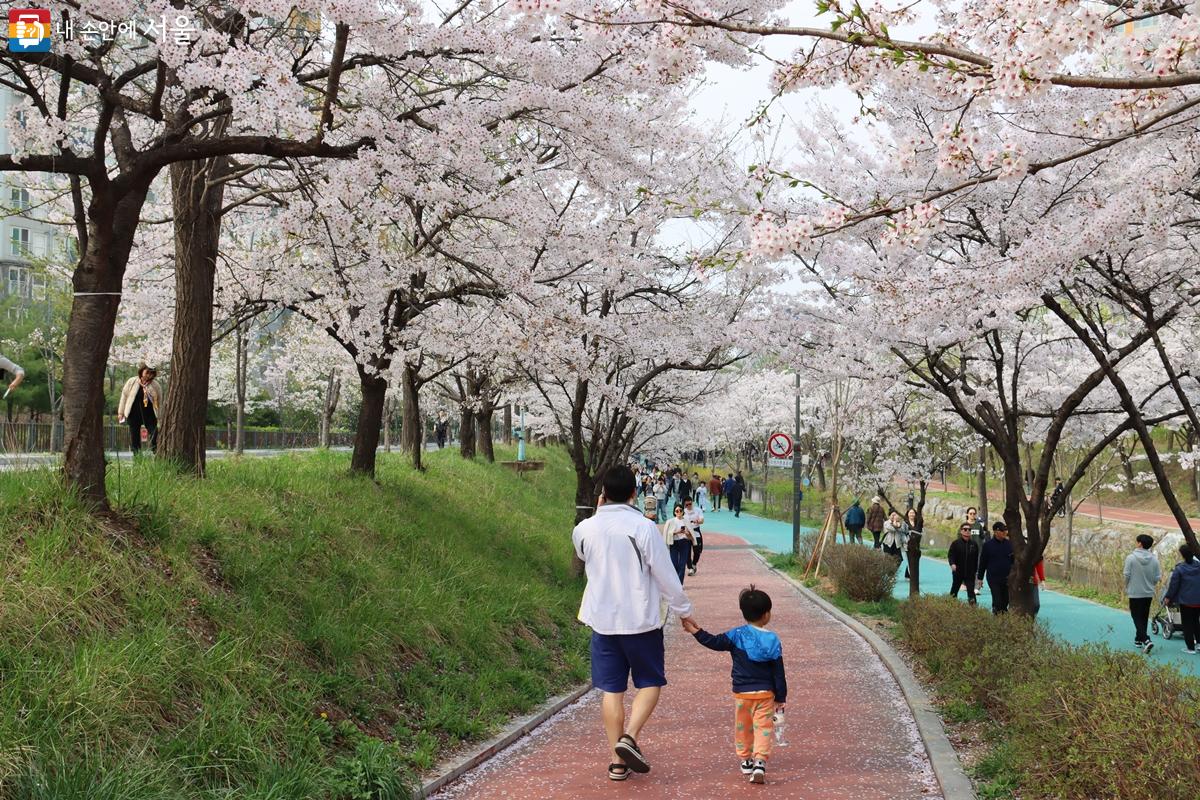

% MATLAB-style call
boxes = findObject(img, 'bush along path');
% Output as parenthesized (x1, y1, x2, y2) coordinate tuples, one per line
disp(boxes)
(431, 533, 946, 800)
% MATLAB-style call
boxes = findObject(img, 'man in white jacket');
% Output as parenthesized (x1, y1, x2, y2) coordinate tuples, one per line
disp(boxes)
(1124, 534, 1162, 654)
(573, 465, 697, 782)
(0, 354, 25, 396)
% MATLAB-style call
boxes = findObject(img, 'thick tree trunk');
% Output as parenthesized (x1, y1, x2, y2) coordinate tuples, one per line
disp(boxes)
(976, 445, 989, 523)
(503, 403, 512, 445)
(816, 454, 827, 491)
(158, 157, 228, 475)
(476, 406, 495, 462)
(61, 185, 150, 507)
(350, 369, 386, 475)
(401, 364, 423, 471)
(459, 408, 476, 458)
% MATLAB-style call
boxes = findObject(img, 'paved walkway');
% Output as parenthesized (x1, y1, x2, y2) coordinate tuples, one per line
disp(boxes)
(722, 513, 1200, 676)
(432, 533, 942, 800)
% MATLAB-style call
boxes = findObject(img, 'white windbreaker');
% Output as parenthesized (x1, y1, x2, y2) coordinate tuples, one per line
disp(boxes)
(572, 503, 693, 635)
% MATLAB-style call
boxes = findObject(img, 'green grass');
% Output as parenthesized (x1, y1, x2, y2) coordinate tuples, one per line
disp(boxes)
(0, 445, 587, 798)
(1043, 579, 1125, 610)
(766, 553, 899, 621)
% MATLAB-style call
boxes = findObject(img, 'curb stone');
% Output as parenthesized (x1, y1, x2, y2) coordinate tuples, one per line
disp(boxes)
(416, 682, 595, 799)
(753, 551, 977, 800)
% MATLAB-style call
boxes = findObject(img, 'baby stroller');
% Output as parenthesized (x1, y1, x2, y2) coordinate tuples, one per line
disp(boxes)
(1151, 586, 1183, 640)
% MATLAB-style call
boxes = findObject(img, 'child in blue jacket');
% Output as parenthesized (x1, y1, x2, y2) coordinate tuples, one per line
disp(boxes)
(684, 585, 787, 784)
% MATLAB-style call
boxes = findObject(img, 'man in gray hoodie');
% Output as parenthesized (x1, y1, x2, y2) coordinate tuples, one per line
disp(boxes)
(1123, 534, 1161, 654)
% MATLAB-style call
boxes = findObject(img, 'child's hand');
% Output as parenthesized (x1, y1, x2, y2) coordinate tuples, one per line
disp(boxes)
(681, 618, 699, 634)
(775, 702, 786, 712)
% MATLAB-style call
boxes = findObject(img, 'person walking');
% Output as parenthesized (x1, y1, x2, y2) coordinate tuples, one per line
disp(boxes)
(653, 478, 669, 524)
(118, 362, 162, 455)
(1029, 558, 1045, 619)
(709, 474, 723, 512)
(977, 521, 1014, 614)
(1124, 534, 1160, 654)
(865, 497, 885, 549)
(695, 477, 709, 512)
(684, 498, 705, 576)
(435, 412, 449, 449)
(1163, 544, 1200, 655)
(903, 507, 922, 580)
(948, 523, 979, 606)
(844, 499, 866, 546)
(966, 507, 987, 545)
(881, 510, 905, 566)
(677, 473, 693, 505)
(725, 474, 744, 517)
(571, 466, 696, 781)
(663, 504, 695, 585)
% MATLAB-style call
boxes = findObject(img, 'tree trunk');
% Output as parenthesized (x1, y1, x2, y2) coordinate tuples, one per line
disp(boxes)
(382, 394, 394, 453)
(503, 403, 512, 445)
(459, 408, 476, 458)
(234, 323, 247, 456)
(61, 184, 151, 507)
(158, 156, 229, 475)
(816, 454, 827, 492)
(907, 529, 921, 597)
(475, 406, 495, 462)
(350, 369, 386, 475)
(976, 444, 989, 523)
(401, 364, 423, 470)
(319, 370, 340, 449)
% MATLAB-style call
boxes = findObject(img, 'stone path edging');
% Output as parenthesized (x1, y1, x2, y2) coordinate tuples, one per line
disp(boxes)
(416, 682, 594, 799)
(753, 551, 977, 800)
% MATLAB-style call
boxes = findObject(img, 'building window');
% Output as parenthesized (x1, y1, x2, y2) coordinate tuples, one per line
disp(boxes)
(9, 227, 30, 257)
(32, 274, 46, 301)
(10, 188, 30, 212)
(7, 266, 29, 298)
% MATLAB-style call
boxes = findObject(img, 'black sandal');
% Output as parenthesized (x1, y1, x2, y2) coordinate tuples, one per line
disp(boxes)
(615, 734, 650, 773)
(608, 763, 630, 781)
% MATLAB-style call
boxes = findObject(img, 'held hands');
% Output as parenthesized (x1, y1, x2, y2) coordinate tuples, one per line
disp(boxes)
(680, 617, 699, 634)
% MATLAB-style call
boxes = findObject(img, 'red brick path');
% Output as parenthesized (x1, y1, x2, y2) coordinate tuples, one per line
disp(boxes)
(432, 533, 942, 800)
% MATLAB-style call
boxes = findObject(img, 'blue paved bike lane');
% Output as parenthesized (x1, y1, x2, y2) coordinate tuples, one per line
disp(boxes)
(701, 509, 1199, 676)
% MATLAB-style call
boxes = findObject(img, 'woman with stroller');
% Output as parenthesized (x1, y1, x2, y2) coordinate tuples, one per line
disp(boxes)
(1163, 544, 1200, 655)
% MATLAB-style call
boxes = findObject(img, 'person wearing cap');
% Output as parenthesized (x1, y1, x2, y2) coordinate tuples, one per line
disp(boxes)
(977, 520, 1014, 614)
(118, 362, 162, 454)
(865, 496, 886, 549)
(0, 353, 25, 396)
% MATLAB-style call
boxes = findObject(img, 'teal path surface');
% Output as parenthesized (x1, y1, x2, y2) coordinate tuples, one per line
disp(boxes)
(703, 510, 1199, 677)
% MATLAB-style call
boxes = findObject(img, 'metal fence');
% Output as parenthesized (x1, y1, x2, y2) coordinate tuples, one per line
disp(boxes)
(0, 421, 354, 454)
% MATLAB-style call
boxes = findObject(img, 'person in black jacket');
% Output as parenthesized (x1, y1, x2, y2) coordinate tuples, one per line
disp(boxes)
(977, 521, 1015, 614)
(948, 523, 979, 606)
(684, 586, 786, 785)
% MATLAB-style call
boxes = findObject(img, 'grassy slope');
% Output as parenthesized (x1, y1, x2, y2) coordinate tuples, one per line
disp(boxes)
(0, 445, 587, 799)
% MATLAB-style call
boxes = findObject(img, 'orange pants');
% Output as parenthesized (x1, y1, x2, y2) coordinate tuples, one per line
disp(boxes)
(733, 690, 776, 761)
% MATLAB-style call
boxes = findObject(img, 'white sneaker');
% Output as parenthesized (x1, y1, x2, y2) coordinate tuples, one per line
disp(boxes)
(1185, 648, 1198, 654)
(739, 759, 754, 775)
(749, 760, 766, 784)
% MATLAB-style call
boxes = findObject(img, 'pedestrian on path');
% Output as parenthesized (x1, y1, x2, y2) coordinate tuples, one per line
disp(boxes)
(966, 507, 987, 545)
(571, 466, 696, 782)
(866, 497, 885, 549)
(1029, 558, 1045, 619)
(881, 510, 905, 565)
(683, 586, 787, 786)
(118, 362, 161, 455)
(902, 508, 921, 580)
(725, 474, 744, 517)
(1124, 534, 1160, 654)
(1163, 544, 1200, 655)
(696, 478, 709, 512)
(435, 412, 449, 449)
(654, 479, 668, 524)
(948, 523, 979, 606)
(977, 521, 1014, 614)
(844, 499, 866, 546)
(684, 498, 705, 576)
(663, 504, 695, 585)
(677, 473, 693, 504)
(709, 474, 723, 511)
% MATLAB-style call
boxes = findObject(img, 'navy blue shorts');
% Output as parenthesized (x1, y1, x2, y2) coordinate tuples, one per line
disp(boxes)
(590, 628, 666, 693)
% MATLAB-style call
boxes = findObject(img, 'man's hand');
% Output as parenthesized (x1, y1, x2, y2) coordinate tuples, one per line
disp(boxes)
(117, 415, 125, 424)
(976, 579, 983, 590)
(7, 373, 23, 393)
(680, 617, 699, 634)
(950, 564, 956, 572)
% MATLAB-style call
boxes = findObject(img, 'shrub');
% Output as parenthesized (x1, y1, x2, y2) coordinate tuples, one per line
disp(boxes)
(899, 596, 1200, 800)
(823, 544, 897, 602)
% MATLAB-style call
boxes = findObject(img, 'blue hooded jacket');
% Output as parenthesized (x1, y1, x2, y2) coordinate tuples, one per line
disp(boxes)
(1165, 559, 1200, 607)
(693, 624, 787, 702)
